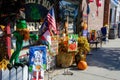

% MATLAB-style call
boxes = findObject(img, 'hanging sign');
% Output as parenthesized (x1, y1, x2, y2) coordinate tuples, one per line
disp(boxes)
(60, 1, 78, 22)
(29, 46, 47, 80)
(25, 0, 54, 22)
(68, 34, 78, 52)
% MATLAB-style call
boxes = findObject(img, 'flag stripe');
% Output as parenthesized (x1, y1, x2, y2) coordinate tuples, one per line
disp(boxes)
(47, 13, 57, 34)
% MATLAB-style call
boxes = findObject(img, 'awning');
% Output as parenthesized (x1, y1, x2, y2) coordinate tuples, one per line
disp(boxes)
(111, 0, 119, 7)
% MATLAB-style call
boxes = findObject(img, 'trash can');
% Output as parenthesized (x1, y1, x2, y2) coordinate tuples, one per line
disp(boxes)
(108, 28, 116, 39)
(118, 23, 120, 38)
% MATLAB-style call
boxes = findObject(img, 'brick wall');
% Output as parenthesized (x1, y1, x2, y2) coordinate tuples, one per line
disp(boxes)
(82, 0, 105, 31)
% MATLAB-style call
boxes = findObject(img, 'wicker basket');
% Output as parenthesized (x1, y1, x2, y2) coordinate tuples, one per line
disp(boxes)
(56, 53, 74, 67)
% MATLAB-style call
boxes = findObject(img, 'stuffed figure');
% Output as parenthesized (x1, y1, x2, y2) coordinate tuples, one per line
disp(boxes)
(9, 19, 38, 65)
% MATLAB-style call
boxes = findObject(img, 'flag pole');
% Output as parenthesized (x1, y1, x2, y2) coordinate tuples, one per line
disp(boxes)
(62, 16, 73, 75)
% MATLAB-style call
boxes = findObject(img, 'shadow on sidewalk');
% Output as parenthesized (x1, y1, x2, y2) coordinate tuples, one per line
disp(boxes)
(86, 48, 120, 70)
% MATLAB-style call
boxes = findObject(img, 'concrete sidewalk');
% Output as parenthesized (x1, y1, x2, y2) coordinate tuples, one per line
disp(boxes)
(45, 38, 120, 80)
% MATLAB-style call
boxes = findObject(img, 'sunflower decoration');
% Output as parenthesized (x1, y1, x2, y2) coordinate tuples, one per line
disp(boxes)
(58, 35, 68, 53)
(0, 59, 9, 70)
(78, 36, 90, 54)
(75, 36, 90, 65)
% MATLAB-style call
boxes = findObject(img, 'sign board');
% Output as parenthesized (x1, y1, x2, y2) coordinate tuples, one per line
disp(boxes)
(60, 1, 78, 22)
(50, 36, 58, 56)
(25, 0, 54, 22)
(68, 34, 78, 52)
(68, 23, 74, 34)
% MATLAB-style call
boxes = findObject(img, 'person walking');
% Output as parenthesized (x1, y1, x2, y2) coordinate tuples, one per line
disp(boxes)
(101, 25, 108, 43)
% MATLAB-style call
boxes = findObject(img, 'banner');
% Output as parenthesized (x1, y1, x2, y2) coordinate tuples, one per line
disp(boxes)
(29, 46, 47, 80)
(68, 34, 78, 52)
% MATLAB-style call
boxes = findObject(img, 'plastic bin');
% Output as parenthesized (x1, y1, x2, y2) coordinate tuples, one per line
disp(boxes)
(108, 28, 116, 39)
(118, 23, 120, 38)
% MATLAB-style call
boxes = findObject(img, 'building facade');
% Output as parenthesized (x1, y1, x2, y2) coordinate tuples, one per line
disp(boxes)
(82, 0, 105, 31)
(110, 0, 120, 28)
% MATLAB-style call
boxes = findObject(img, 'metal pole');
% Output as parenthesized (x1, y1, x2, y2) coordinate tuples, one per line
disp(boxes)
(0, 70, 2, 80)
(9, 70, 11, 80)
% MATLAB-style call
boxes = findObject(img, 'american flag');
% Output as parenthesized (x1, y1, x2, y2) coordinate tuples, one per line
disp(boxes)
(39, 8, 57, 45)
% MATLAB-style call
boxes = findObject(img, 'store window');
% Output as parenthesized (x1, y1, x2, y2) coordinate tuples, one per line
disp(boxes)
(110, 9, 112, 24)
(119, 12, 120, 21)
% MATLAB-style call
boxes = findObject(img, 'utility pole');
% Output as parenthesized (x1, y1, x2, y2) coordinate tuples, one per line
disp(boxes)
(103, 0, 110, 26)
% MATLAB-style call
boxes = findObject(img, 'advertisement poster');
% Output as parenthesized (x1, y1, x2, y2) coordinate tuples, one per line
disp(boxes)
(68, 34, 78, 52)
(29, 46, 47, 80)
(50, 36, 58, 56)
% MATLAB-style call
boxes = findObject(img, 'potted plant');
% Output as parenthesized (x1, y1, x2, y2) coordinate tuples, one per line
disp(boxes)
(75, 36, 90, 65)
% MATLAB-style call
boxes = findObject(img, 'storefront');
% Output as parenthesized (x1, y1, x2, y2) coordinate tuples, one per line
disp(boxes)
(110, 0, 120, 28)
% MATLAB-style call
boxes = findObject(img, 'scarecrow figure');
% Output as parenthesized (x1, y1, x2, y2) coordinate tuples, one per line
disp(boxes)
(9, 19, 38, 65)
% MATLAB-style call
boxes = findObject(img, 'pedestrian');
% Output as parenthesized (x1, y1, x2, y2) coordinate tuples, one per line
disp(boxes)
(101, 24, 108, 43)
(82, 20, 88, 38)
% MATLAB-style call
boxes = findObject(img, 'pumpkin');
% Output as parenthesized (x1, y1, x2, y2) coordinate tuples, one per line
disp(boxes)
(77, 61, 88, 70)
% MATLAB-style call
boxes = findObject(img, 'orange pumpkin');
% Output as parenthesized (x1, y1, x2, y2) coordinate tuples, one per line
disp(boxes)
(77, 61, 88, 70)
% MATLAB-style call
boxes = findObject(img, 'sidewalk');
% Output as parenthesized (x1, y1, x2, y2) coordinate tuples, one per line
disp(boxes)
(45, 38, 120, 80)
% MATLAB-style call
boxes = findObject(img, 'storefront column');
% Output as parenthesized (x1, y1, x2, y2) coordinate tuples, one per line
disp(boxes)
(111, 7, 115, 24)
(103, 0, 110, 26)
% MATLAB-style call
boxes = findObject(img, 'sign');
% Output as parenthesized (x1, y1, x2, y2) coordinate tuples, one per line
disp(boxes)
(50, 36, 58, 56)
(68, 23, 74, 34)
(25, 0, 54, 9)
(27, 22, 41, 31)
(60, 2, 78, 22)
(29, 46, 47, 80)
(25, 0, 54, 22)
(68, 34, 78, 52)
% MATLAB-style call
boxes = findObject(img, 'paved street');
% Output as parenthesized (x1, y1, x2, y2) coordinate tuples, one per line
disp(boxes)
(45, 38, 120, 80)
